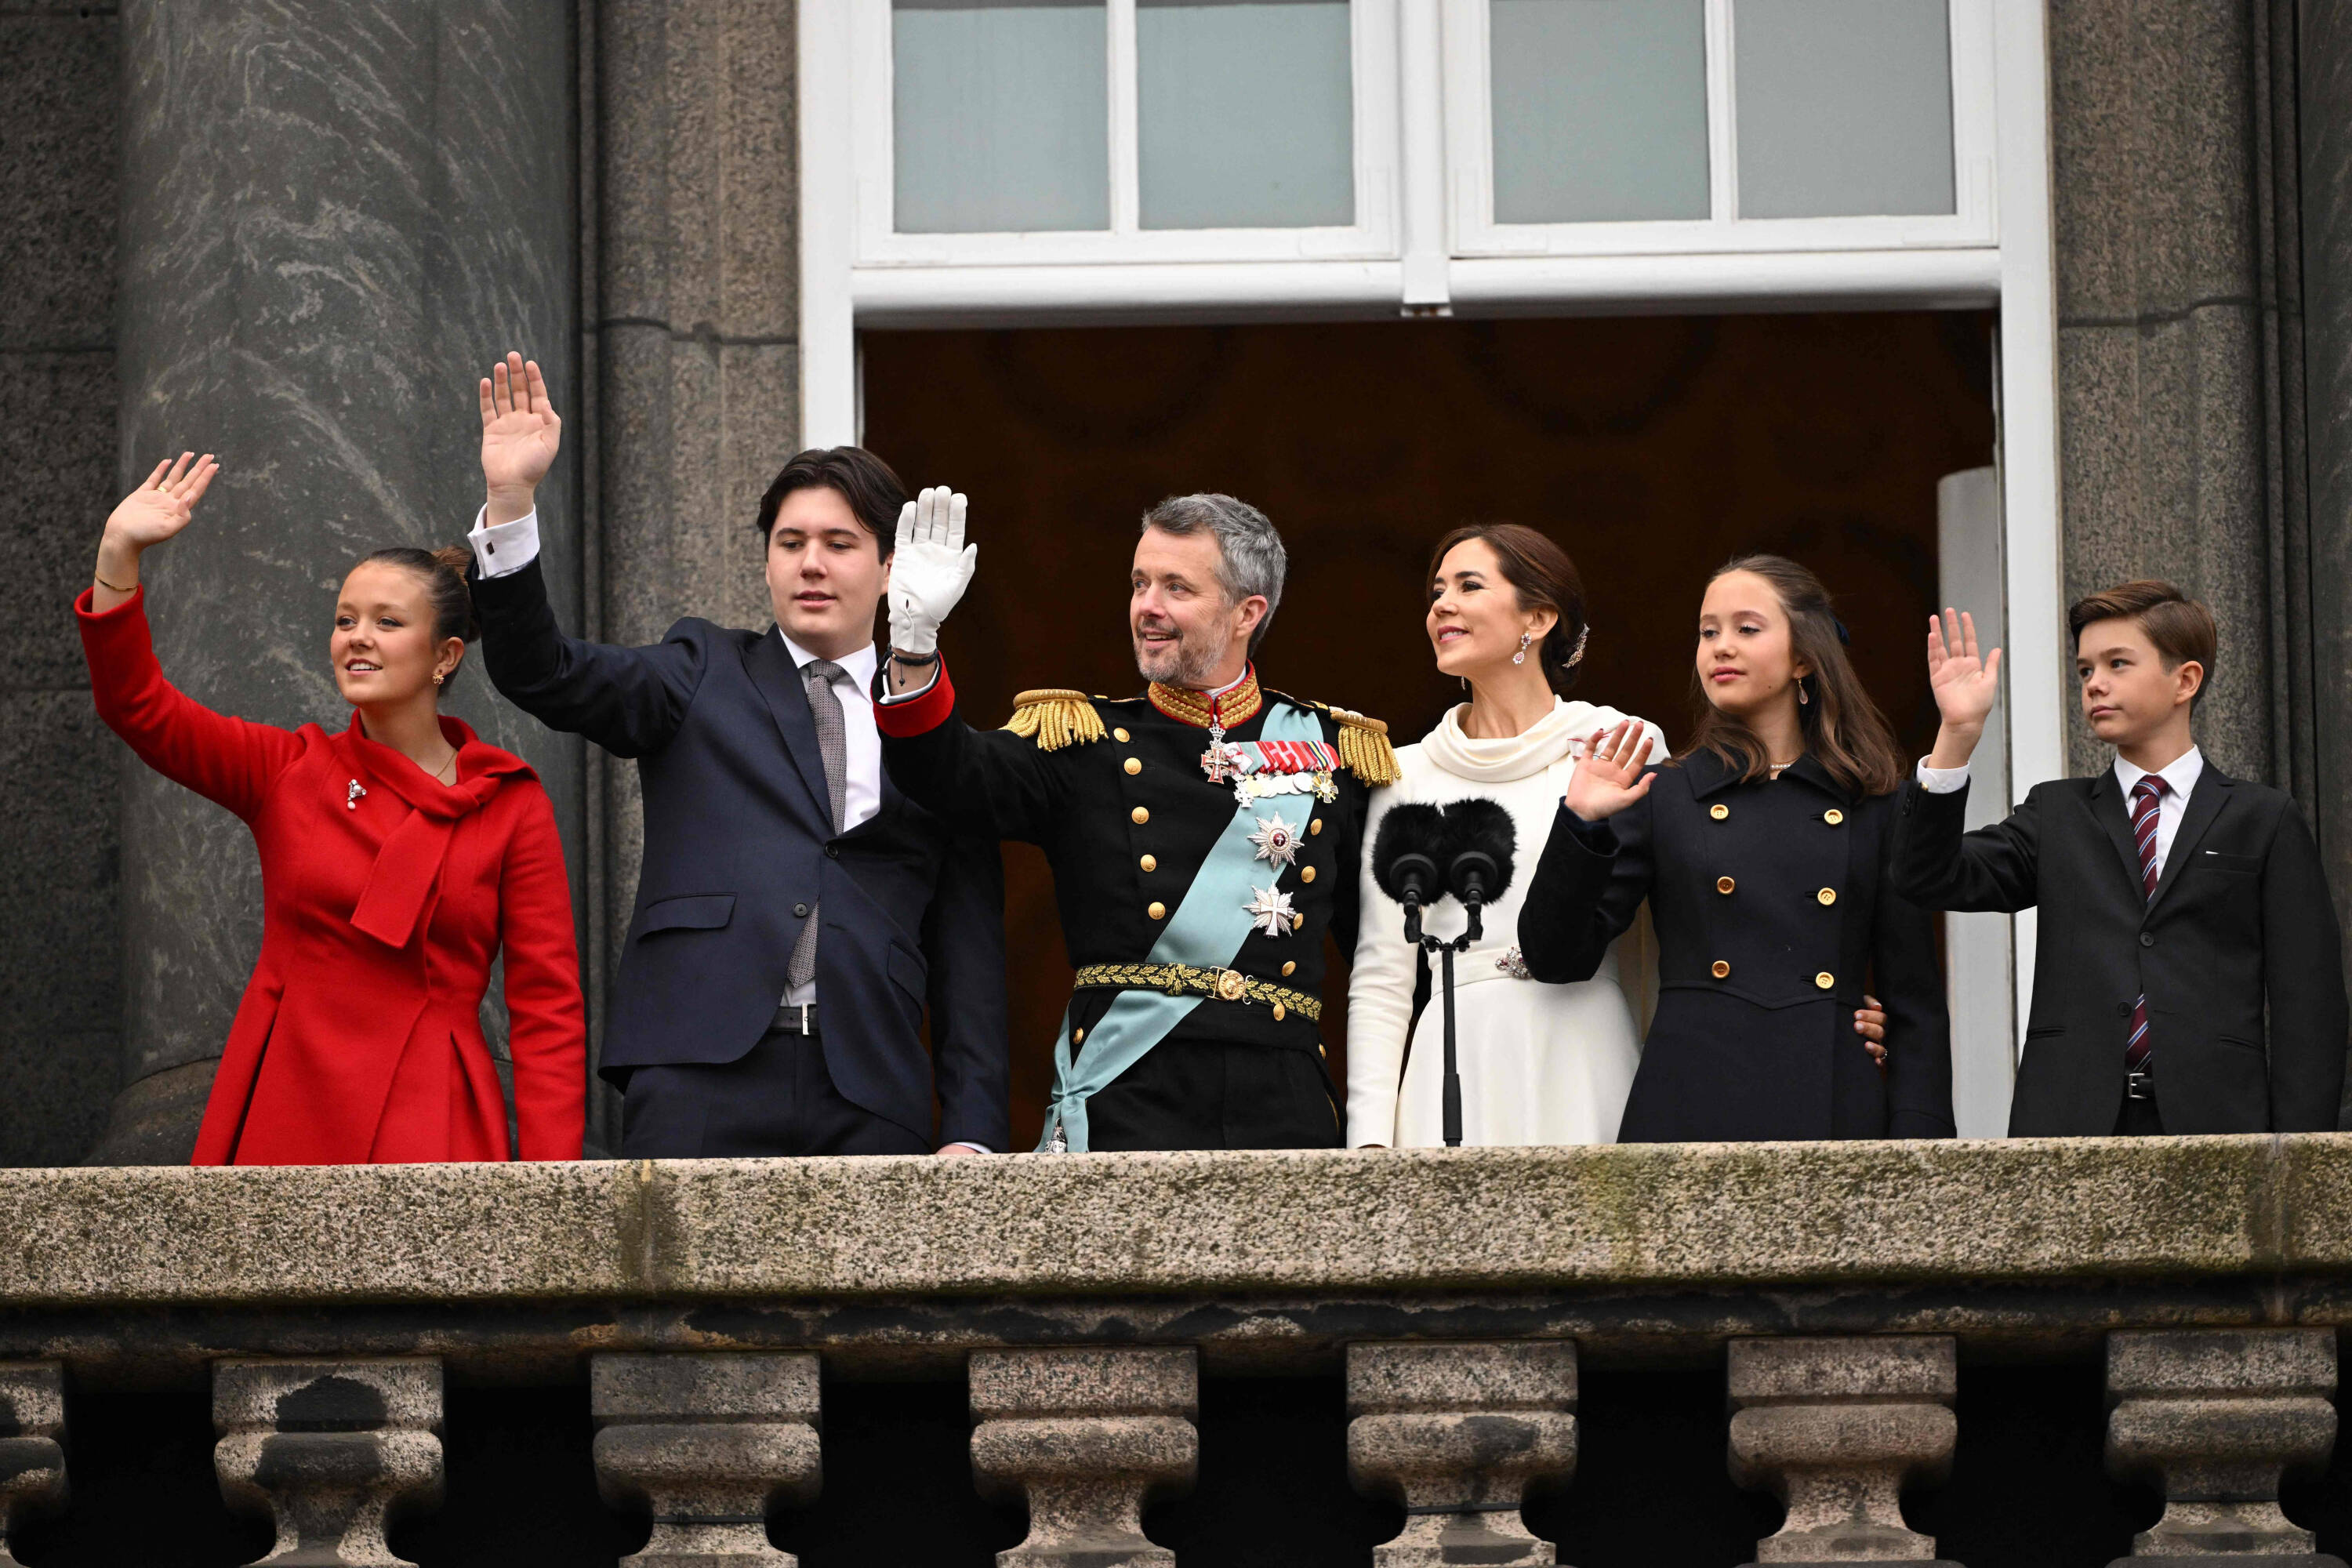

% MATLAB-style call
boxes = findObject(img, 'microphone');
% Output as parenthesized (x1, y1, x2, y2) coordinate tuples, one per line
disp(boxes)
(1436, 797, 1516, 942)
(1371, 803, 1446, 943)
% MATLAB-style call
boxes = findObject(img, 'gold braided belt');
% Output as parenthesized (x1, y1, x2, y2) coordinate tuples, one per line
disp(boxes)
(1073, 962, 1323, 1023)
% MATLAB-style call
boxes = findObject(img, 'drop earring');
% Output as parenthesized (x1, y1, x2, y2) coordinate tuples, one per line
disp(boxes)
(1797, 677, 1810, 706)
(1513, 631, 1533, 666)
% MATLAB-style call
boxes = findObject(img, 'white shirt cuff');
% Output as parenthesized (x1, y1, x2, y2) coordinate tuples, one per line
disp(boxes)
(946, 1142, 993, 1154)
(1916, 758, 1970, 794)
(468, 504, 540, 579)
(877, 662, 941, 704)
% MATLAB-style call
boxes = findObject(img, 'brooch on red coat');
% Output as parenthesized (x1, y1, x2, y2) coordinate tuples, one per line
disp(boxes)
(346, 779, 367, 810)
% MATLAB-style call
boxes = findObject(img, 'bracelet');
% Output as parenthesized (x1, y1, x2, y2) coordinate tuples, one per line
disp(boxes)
(93, 572, 134, 593)
(890, 649, 939, 666)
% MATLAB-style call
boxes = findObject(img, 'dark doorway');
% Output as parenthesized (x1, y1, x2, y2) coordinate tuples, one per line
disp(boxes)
(863, 313, 1996, 1143)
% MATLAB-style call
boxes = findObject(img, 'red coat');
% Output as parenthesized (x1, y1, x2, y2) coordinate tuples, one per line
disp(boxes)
(78, 587, 585, 1164)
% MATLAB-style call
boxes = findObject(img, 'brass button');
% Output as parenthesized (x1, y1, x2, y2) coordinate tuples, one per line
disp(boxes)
(1310, 818, 1323, 835)
(1316, 1040, 1326, 1058)
(1073, 1028, 1085, 1044)
(1301, 865, 1316, 884)
(1711, 960, 1731, 979)
(1140, 854, 1157, 873)
(1123, 757, 1142, 775)
(1817, 887, 1836, 906)
(1291, 912, 1305, 931)
(1272, 1001, 1287, 1022)
(1824, 808, 1845, 826)
(1132, 806, 1150, 825)
(1815, 971, 1835, 990)
(1113, 728, 1131, 742)
(1149, 901, 1167, 920)
(1710, 803, 1730, 821)
(1715, 876, 1735, 895)
(1281, 960, 1295, 977)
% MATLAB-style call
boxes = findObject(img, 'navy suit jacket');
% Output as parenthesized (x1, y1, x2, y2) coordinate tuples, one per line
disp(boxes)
(469, 557, 1008, 1150)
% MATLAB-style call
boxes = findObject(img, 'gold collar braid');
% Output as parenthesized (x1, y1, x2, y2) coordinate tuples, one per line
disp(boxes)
(1148, 666, 1261, 730)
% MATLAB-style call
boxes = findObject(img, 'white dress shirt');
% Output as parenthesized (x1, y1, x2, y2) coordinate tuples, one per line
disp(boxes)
(1916, 745, 2205, 878)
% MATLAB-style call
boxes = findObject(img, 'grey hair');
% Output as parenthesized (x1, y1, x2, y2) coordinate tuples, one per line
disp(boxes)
(1139, 493, 1287, 654)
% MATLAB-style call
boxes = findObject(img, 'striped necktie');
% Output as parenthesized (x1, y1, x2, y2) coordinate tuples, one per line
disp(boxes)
(2123, 775, 2168, 1077)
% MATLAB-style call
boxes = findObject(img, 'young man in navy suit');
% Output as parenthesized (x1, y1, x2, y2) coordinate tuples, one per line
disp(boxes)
(1889, 581, 2344, 1136)
(459, 353, 1007, 1158)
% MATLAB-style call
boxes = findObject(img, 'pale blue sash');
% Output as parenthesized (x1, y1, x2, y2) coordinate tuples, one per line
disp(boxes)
(1040, 704, 1327, 1152)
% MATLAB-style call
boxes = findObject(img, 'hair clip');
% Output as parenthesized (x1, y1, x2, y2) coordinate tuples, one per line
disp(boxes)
(1563, 623, 1591, 669)
(1832, 617, 1851, 646)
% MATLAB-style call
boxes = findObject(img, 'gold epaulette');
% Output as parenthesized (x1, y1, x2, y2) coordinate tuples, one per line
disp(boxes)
(1004, 689, 1107, 750)
(1298, 699, 1400, 786)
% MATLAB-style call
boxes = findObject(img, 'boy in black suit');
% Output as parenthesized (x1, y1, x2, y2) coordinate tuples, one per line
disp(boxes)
(1889, 581, 2344, 1135)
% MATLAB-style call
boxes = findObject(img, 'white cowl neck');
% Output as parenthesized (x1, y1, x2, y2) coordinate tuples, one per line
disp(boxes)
(1418, 696, 1649, 784)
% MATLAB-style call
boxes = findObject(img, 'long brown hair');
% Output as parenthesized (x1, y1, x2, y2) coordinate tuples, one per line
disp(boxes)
(1675, 554, 1903, 797)
(1425, 522, 1589, 695)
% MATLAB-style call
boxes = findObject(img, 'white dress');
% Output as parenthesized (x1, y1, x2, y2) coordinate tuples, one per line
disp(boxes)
(1345, 697, 1664, 1149)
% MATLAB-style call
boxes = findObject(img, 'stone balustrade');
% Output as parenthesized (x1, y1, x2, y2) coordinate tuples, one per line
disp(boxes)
(0, 1137, 2349, 1559)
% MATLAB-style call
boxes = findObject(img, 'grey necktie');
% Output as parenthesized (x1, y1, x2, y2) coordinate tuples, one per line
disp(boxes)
(785, 659, 849, 992)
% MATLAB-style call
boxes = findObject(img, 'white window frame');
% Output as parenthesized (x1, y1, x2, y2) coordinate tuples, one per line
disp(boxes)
(851, 0, 1403, 268)
(801, 2, 2069, 1123)
(1443, 0, 1999, 260)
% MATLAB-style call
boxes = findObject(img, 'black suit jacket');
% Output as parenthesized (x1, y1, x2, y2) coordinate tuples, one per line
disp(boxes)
(1886, 764, 2346, 1136)
(470, 557, 1008, 1149)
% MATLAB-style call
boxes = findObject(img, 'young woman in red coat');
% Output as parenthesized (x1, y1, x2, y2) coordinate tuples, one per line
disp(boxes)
(78, 452, 586, 1164)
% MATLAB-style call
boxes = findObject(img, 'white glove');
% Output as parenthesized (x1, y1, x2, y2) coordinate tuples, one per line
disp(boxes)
(889, 485, 978, 659)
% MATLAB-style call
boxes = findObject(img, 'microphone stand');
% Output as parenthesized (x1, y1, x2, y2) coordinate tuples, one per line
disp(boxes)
(1404, 892, 1483, 1149)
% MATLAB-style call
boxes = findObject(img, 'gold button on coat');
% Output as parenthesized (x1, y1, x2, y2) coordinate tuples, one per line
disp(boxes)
(1123, 757, 1142, 775)
(1272, 1001, 1287, 1022)
(1711, 960, 1731, 979)
(1073, 1028, 1085, 1044)
(1140, 854, 1157, 872)
(1301, 866, 1316, 884)
(1310, 818, 1323, 835)
(1132, 807, 1150, 825)
(1710, 803, 1730, 821)
(1715, 876, 1735, 895)
(1281, 960, 1295, 976)
(1148, 902, 1167, 920)
(1824, 808, 1845, 826)
(1292, 913, 1305, 931)
(1817, 887, 1837, 906)
(1815, 971, 1835, 989)
(1113, 728, 1131, 742)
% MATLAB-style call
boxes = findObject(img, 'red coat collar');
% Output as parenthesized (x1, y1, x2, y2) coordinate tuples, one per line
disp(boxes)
(333, 715, 538, 948)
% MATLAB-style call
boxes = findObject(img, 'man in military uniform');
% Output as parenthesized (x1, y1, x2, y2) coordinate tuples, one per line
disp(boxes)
(873, 488, 1396, 1152)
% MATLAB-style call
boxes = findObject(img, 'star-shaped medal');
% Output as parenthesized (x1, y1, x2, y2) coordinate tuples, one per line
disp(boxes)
(1245, 883, 1297, 938)
(1248, 811, 1301, 869)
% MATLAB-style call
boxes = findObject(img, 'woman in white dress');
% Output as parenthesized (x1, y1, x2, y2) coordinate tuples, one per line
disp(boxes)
(1346, 524, 1665, 1148)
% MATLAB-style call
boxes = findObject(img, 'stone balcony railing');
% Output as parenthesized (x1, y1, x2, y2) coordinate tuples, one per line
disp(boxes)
(3, 1137, 2352, 1565)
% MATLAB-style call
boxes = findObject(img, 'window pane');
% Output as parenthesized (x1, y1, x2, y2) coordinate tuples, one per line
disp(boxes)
(894, 0, 1109, 233)
(1138, 0, 1355, 230)
(1733, 0, 1955, 219)
(1489, 0, 1710, 224)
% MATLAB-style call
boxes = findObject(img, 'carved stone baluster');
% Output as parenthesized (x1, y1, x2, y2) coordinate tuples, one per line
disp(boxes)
(212, 1358, 444, 1568)
(1345, 1340, 1579, 1567)
(2104, 1328, 2347, 1566)
(1726, 1336, 1961, 1567)
(590, 1351, 822, 1568)
(968, 1347, 1198, 1568)
(0, 1361, 67, 1567)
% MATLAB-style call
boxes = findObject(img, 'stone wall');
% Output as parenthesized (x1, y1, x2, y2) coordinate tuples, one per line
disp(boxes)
(0, 2, 123, 1167)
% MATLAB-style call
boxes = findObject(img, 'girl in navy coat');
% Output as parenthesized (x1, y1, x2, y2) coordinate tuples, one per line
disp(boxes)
(1517, 555, 1953, 1142)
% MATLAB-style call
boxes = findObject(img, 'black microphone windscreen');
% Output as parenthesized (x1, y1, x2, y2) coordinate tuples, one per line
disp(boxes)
(1370, 803, 1448, 902)
(1438, 797, 1517, 902)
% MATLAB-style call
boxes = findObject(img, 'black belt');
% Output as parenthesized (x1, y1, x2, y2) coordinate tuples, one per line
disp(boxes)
(768, 1003, 820, 1037)
(2125, 1065, 2154, 1101)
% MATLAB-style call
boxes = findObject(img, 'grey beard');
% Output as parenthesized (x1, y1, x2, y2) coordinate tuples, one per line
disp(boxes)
(1134, 630, 1229, 688)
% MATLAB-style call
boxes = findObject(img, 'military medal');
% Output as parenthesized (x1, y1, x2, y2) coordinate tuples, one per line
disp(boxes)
(1248, 811, 1301, 869)
(1200, 739, 1246, 784)
(1244, 884, 1297, 938)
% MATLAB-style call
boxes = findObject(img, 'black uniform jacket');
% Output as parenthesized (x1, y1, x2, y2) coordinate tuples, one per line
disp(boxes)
(1518, 749, 1954, 1142)
(469, 556, 1009, 1151)
(876, 662, 1373, 1150)
(1887, 767, 2346, 1136)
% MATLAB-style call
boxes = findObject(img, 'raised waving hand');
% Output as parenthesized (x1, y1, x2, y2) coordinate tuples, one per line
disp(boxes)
(887, 485, 978, 671)
(480, 351, 562, 525)
(93, 451, 220, 611)
(1925, 608, 2002, 768)
(1561, 718, 1655, 822)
